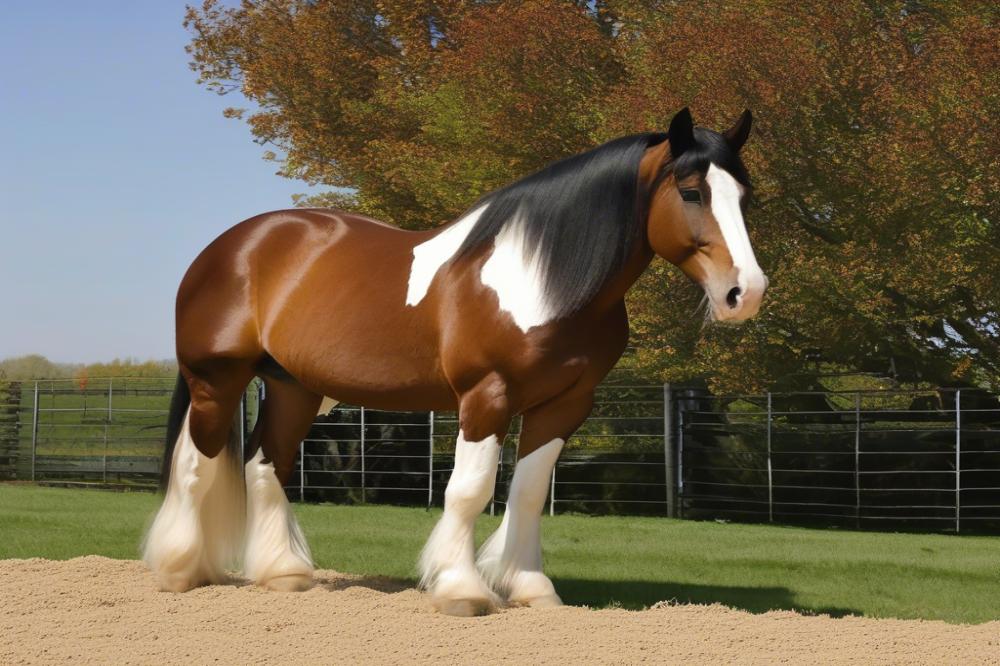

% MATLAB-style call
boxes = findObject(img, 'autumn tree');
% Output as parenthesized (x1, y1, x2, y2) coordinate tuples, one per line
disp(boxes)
(607, 1, 999, 391)
(185, 0, 999, 392)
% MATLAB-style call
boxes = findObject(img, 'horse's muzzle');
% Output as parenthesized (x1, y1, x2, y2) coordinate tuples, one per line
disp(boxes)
(712, 271, 768, 323)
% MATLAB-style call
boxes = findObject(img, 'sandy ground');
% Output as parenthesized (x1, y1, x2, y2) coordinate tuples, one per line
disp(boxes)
(2, 557, 999, 665)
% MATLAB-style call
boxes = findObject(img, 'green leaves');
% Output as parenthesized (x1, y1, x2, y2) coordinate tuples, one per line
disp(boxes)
(186, 0, 999, 392)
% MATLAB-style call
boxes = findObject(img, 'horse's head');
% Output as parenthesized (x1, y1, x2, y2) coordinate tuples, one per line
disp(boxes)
(643, 108, 767, 323)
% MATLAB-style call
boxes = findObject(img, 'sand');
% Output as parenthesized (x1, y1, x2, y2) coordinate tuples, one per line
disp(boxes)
(2, 557, 998, 665)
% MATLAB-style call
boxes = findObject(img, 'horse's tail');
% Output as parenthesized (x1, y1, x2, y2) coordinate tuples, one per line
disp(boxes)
(159, 373, 192, 492)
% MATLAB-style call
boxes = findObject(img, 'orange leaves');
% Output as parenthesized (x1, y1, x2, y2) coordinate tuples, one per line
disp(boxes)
(186, 0, 999, 390)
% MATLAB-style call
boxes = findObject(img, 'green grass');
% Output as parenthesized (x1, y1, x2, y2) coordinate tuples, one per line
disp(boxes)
(2, 483, 998, 623)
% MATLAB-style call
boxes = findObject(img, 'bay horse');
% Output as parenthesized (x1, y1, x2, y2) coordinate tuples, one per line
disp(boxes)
(142, 107, 767, 616)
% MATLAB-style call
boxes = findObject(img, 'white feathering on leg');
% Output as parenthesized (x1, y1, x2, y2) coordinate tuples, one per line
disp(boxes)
(419, 431, 501, 613)
(243, 449, 313, 589)
(477, 438, 564, 606)
(142, 410, 245, 591)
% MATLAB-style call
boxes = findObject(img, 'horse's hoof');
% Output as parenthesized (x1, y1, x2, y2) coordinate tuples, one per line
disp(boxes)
(433, 596, 495, 617)
(262, 573, 314, 592)
(157, 573, 200, 593)
(427, 567, 500, 616)
(520, 593, 563, 609)
(505, 572, 562, 608)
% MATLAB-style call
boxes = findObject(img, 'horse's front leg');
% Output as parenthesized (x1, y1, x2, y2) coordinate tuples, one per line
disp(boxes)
(419, 374, 510, 616)
(477, 388, 594, 608)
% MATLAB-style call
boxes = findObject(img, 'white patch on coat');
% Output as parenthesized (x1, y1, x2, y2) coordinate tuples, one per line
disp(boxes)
(705, 163, 766, 294)
(406, 204, 488, 306)
(243, 448, 313, 587)
(419, 430, 501, 606)
(142, 410, 245, 592)
(477, 438, 563, 606)
(317, 396, 339, 416)
(479, 214, 556, 332)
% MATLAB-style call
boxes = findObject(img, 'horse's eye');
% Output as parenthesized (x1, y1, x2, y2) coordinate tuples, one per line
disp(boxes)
(680, 189, 702, 204)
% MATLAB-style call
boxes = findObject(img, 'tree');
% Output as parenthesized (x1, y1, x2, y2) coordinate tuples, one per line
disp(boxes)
(0, 355, 177, 380)
(0, 355, 72, 380)
(185, 0, 999, 392)
(609, 1, 1000, 391)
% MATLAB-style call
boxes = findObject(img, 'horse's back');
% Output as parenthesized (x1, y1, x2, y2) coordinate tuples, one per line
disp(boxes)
(176, 208, 454, 406)
(181, 207, 422, 317)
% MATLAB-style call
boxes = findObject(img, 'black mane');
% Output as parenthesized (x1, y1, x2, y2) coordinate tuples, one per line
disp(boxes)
(453, 127, 749, 321)
(454, 133, 668, 318)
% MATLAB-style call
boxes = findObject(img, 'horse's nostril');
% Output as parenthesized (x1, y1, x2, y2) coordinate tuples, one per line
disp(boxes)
(726, 287, 741, 309)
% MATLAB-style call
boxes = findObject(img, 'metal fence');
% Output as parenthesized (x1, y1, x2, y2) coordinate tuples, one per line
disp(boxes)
(676, 388, 1000, 533)
(3, 377, 1000, 533)
(288, 383, 666, 516)
(0, 378, 171, 486)
(0, 378, 666, 518)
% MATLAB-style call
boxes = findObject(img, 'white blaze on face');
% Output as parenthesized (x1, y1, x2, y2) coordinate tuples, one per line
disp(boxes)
(705, 163, 765, 296)
(406, 204, 488, 306)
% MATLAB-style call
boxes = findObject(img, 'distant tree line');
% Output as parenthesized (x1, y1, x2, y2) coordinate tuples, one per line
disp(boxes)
(0, 354, 177, 381)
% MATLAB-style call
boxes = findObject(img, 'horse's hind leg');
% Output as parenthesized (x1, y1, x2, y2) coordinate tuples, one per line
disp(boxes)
(144, 365, 251, 592)
(243, 378, 322, 591)
(477, 388, 594, 608)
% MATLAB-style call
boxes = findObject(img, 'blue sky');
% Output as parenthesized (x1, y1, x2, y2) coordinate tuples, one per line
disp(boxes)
(1, 2, 319, 362)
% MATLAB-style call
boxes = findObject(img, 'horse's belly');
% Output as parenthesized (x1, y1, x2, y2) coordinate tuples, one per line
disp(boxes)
(295, 360, 458, 412)
(314, 381, 458, 412)
(270, 322, 457, 412)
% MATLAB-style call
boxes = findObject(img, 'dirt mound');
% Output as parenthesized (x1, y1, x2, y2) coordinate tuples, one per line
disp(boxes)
(2, 557, 998, 664)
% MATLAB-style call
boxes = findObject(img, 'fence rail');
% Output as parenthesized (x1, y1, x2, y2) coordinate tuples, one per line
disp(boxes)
(3, 378, 1000, 533)
(677, 388, 1000, 532)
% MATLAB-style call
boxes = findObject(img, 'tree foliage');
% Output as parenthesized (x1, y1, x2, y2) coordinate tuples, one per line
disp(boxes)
(185, 0, 999, 392)
(0, 355, 177, 381)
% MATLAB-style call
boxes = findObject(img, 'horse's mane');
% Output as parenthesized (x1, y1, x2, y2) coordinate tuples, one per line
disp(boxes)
(672, 128, 751, 187)
(454, 133, 668, 318)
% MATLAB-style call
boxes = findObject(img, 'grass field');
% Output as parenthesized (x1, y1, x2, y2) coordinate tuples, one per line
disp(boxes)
(1, 483, 998, 624)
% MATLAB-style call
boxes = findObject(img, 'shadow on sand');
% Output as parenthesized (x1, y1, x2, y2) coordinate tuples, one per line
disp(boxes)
(553, 577, 860, 617)
(311, 573, 859, 618)
(316, 573, 413, 595)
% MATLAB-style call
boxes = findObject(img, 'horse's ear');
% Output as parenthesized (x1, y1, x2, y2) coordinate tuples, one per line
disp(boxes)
(724, 109, 753, 152)
(667, 107, 695, 158)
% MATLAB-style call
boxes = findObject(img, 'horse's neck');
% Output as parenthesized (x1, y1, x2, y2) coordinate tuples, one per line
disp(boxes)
(423, 203, 654, 320)
(582, 240, 655, 317)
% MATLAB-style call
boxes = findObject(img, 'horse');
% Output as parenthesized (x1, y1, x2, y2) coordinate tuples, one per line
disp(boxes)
(142, 107, 767, 616)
